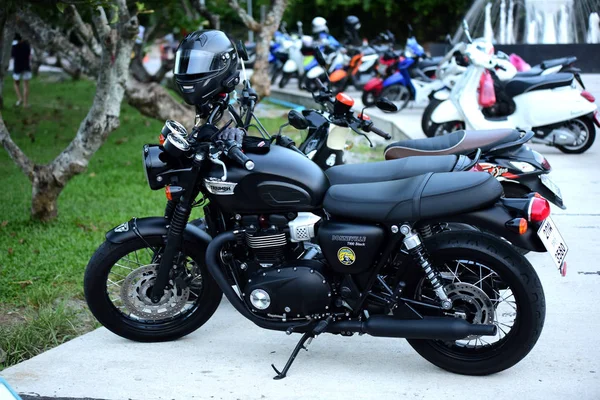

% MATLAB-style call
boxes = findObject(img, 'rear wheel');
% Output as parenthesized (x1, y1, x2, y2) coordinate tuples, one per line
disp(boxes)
(405, 231, 545, 375)
(84, 236, 222, 342)
(362, 90, 378, 107)
(555, 117, 596, 154)
(426, 120, 465, 138)
(421, 98, 443, 134)
(381, 85, 411, 111)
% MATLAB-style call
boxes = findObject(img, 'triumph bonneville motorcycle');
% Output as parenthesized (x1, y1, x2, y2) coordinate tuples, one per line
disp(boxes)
(84, 94, 568, 381)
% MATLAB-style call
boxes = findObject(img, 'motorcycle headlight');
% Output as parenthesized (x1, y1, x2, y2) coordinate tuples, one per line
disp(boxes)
(143, 144, 170, 190)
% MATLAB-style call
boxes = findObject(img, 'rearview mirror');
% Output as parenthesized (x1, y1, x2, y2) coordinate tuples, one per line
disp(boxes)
(288, 110, 309, 130)
(376, 98, 398, 113)
(236, 39, 249, 61)
(314, 47, 327, 68)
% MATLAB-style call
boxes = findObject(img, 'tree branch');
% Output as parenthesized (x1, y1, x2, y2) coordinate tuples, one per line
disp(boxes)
(228, 0, 262, 32)
(0, 113, 34, 180)
(194, 0, 220, 30)
(68, 5, 102, 57)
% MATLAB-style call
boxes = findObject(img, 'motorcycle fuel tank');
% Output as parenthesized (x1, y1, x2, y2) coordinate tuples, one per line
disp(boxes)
(205, 144, 329, 213)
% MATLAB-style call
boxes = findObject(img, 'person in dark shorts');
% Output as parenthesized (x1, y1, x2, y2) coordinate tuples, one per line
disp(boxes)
(11, 33, 32, 107)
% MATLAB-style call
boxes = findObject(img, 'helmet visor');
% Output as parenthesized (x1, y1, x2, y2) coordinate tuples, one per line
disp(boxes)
(174, 49, 229, 76)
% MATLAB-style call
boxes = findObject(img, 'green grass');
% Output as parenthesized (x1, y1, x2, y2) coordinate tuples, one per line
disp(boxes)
(0, 75, 194, 368)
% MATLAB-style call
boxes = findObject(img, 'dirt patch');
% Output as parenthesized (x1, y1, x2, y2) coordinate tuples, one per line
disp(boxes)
(0, 305, 27, 327)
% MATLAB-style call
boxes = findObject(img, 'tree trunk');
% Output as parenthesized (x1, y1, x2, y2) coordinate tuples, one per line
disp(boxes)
(0, 12, 15, 110)
(31, 165, 62, 221)
(250, 29, 274, 98)
(126, 76, 195, 127)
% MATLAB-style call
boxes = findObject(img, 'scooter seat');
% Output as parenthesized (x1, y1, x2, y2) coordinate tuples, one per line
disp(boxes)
(541, 56, 576, 70)
(515, 66, 543, 78)
(325, 155, 459, 185)
(384, 129, 522, 160)
(323, 172, 502, 223)
(504, 73, 573, 98)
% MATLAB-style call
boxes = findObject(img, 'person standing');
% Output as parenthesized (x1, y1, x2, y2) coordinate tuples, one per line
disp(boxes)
(11, 33, 32, 108)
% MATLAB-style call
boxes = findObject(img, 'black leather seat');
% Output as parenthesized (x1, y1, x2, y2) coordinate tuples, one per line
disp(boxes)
(323, 172, 502, 223)
(515, 66, 542, 78)
(504, 73, 573, 98)
(384, 129, 523, 159)
(325, 155, 458, 185)
(541, 56, 576, 70)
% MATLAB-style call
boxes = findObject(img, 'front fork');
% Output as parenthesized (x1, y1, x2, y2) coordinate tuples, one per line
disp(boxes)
(400, 224, 453, 310)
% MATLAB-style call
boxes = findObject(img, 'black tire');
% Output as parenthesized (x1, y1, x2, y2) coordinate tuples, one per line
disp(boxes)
(405, 231, 545, 375)
(381, 85, 411, 111)
(421, 98, 443, 135)
(278, 72, 292, 89)
(301, 75, 321, 92)
(362, 90, 378, 107)
(84, 236, 222, 342)
(426, 120, 465, 138)
(270, 63, 282, 85)
(556, 116, 596, 154)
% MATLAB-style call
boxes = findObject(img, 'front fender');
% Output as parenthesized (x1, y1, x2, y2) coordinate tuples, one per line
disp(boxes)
(106, 217, 212, 246)
(425, 203, 546, 252)
(430, 99, 461, 124)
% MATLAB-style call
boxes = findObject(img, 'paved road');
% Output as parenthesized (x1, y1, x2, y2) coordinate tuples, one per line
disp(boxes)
(2, 79, 600, 400)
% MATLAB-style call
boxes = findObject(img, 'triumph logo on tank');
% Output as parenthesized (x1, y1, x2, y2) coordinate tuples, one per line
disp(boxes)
(204, 179, 237, 195)
(114, 222, 129, 233)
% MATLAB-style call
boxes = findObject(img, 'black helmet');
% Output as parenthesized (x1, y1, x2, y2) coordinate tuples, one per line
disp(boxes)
(174, 30, 240, 107)
(344, 15, 361, 32)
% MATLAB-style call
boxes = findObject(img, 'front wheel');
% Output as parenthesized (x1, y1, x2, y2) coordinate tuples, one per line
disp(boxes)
(555, 116, 596, 154)
(421, 98, 443, 134)
(426, 120, 465, 138)
(84, 236, 222, 342)
(381, 85, 411, 112)
(404, 231, 545, 375)
(278, 72, 292, 89)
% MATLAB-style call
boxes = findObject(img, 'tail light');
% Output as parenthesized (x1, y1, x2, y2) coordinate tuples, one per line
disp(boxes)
(541, 158, 551, 170)
(470, 163, 483, 172)
(581, 90, 595, 103)
(528, 197, 551, 222)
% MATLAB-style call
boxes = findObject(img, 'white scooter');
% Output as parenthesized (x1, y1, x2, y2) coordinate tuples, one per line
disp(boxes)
(427, 24, 599, 154)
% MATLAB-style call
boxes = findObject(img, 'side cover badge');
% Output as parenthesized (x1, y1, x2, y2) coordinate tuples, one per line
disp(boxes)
(114, 222, 129, 233)
(337, 247, 356, 266)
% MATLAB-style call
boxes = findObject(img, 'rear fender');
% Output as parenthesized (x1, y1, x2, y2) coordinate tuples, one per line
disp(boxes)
(363, 77, 383, 92)
(430, 99, 461, 124)
(106, 217, 212, 246)
(425, 203, 546, 252)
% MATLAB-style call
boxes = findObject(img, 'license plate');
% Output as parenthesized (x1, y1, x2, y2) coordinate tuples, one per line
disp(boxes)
(540, 174, 562, 200)
(537, 217, 568, 275)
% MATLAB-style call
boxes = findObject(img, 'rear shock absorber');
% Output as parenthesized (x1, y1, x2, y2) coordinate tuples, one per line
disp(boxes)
(400, 224, 452, 310)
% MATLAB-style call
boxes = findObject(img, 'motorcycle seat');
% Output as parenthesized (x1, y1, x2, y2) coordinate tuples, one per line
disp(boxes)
(384, 129, 522, 160)
(515, 66, 542, 78)
(323, 172, 502, 223)
(541, 56, 576, 70)
(325, 155, 459, 185)
(504, 72, 573, 98)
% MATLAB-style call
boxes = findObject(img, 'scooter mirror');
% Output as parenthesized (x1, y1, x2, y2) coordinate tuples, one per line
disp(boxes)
(314, 47, 327, 68)
(288, 110, 309, 130)
(236, 40, 249, 61)
(446, 34, 453, 45)
(462, 20, 473, 43)
(376, 98, 398, 113)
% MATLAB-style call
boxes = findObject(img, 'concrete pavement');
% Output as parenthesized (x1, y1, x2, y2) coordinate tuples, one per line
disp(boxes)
(2, 78, 600, 400)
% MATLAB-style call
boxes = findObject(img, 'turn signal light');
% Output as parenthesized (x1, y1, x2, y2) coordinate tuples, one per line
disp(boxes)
(528, 197, 551, 222)
(506, 218, 528, 235)
(165, 185, 173, 201)
(159, 134, 166, 145)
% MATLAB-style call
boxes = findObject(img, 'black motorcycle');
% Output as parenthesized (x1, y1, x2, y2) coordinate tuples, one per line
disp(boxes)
(83, 79, 561, 380)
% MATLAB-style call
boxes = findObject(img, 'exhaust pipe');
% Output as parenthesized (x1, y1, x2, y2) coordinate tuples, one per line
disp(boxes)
(329, 315, 496, 340)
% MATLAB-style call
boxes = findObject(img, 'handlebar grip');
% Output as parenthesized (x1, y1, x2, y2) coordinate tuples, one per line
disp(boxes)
(225, 141, 254, 170)
(370, 126, 392, 140)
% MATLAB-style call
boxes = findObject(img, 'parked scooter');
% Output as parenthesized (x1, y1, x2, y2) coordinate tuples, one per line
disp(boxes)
(425, 21, 599, 154)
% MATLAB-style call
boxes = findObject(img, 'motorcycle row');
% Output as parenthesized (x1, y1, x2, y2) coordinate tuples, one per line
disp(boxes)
(271, 17, 598, 154)
(82, 25, 581, 381)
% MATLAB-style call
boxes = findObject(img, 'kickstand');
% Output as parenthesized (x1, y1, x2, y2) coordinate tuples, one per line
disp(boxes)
(271, 317, 332, 380)
(271, 331, 313, 380)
